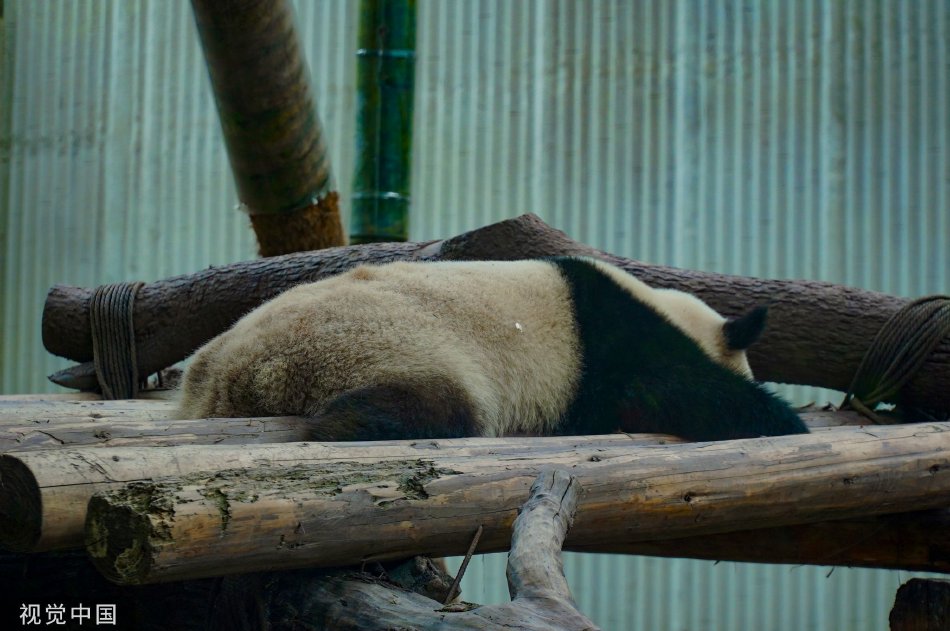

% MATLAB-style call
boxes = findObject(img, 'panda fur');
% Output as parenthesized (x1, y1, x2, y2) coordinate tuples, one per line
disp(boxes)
(179, 256, 808, 442)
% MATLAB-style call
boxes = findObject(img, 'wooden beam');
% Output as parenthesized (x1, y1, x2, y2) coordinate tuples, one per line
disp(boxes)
(576, 509, 950, 574)
(74, 423, 950, 584)
(0, 393, 867, 451)
(0, 434, 664, 552)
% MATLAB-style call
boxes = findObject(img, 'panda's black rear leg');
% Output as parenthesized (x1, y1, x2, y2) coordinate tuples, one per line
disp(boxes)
(304, 381, 479, 442)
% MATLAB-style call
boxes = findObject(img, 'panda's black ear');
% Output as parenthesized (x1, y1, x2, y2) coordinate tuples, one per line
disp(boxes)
(723, 305, 769, 351)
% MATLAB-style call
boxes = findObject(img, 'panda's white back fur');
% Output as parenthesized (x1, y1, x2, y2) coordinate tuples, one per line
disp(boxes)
(182, 260, 579, 436)
(179, 258, 752, 437)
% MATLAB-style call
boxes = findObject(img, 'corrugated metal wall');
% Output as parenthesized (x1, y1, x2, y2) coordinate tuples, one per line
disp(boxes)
(1, 1, 947, 629)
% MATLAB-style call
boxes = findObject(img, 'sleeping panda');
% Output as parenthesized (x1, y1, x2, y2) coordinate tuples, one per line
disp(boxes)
(179, 256, 808, 442)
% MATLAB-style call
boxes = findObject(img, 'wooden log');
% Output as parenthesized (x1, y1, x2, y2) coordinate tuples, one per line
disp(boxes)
(0, 391, 309, 451)
(0, 415, 312, 451)
(7, 406, 949, 575)
(890, 579, 950, 631)
(0, 407, 868, 548)
(576, 508, 950, 574)
(0, 434, 663, 552)
(191, 0, 345, 255)
(0, 395, 867, 452)
(78, 423, 950, 584)
(0, 390, 174, 411)
(42, 214, 950, 412)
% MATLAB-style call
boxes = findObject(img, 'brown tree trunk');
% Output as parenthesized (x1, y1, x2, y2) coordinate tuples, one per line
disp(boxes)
(41, 215, 950, 412)
(191, 0, 344, 255)
(68, 422, 950, 584)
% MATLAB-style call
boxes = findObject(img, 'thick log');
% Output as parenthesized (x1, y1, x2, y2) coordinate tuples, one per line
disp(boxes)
(890, 579, 950, 631)
(0, 415, 311, 452)
(577, 509, 950, 574)
(78, 423, 950, 584)
(0, 389, 305, 451)
(0, 394, 176, 423)
(42, 214, 950, 412)
(0, 407, 867, 548)
(0, 434, 663, 552)
(191, 0, 345, 255)
(8, 407, 950, 574)
(0, 394, 865, 451)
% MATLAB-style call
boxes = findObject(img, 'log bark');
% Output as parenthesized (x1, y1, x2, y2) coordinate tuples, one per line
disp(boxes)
(0, 389, 305, 451)
(890, 579, 950, 631)
(42, 214, 950, 412)
(75, 423, 950, 584)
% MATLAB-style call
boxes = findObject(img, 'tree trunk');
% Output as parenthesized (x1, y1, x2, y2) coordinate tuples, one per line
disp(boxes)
(41, 214, 950, 412)
(70, 422, 950, 584)
(191, 0, 344, 255)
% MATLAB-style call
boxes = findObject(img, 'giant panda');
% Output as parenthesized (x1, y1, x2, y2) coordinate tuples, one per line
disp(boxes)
(179, 256, 808, 442)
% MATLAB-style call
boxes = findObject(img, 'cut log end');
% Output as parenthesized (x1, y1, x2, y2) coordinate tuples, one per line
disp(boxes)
(0, 455, 42, 552)
(85, 484, 170, 584)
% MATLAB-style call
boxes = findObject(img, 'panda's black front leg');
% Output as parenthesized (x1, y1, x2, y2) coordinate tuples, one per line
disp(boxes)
(305, 380, 479, 442)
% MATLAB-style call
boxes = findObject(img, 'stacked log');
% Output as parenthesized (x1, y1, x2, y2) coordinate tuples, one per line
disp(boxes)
(3, 395, 950, 580)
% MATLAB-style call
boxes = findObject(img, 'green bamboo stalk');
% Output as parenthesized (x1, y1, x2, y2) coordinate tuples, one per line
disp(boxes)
(350, 0, 417, 244)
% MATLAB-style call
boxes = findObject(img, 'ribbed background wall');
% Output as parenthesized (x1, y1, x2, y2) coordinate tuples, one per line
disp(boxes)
(1, 1, 948, 629)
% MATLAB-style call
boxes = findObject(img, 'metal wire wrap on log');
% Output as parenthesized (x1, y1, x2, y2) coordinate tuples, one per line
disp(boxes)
(90, 282, 144, 400)
(843, 295, 950, 420)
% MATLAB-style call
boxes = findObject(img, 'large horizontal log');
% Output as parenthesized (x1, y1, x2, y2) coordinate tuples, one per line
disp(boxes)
(0, 393, 308, 451)
(0, 393, 169, 422)
(0, 393, 865, 451)
(0, 406, 868, 549)
(80, 423, 950, 584)
(42, 214, 950, 412)
(0, 434, 665, 552)
(576, 509, 950, 574)
(8, 408, 949, 574)
(0, 415, 311, 451)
